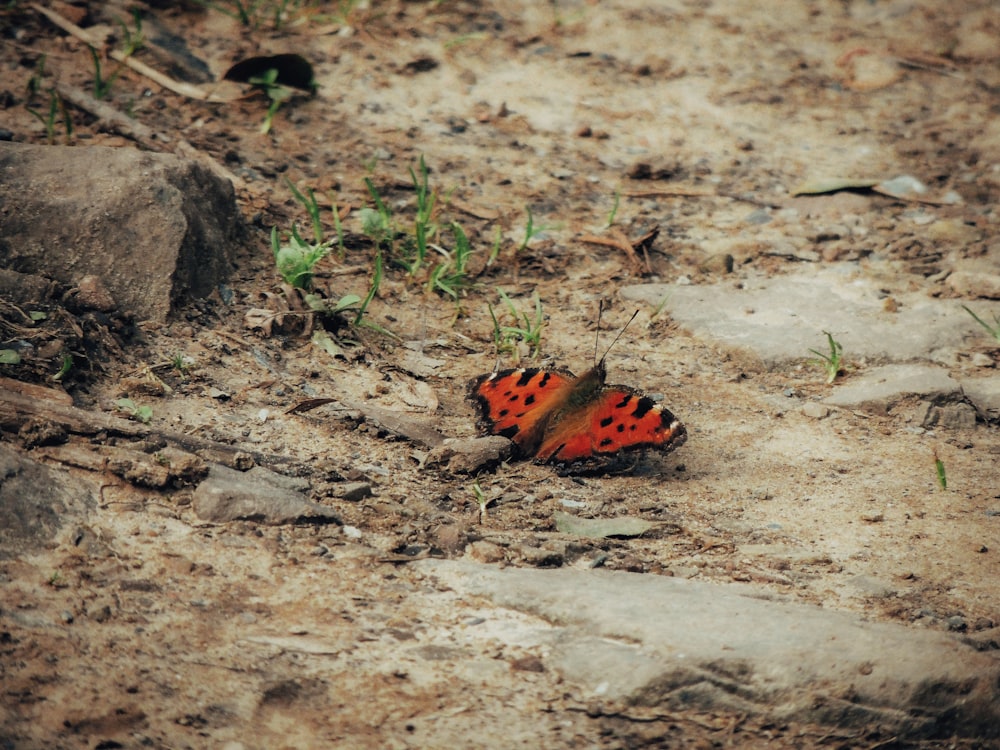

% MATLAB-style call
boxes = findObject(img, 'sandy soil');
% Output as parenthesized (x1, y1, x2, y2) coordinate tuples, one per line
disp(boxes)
(1, 0, 999, 747)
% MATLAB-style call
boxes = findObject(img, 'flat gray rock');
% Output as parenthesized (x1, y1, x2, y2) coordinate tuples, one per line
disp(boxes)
(961, 376, 1000, 421)
(823, 363, 962, 414)
(0, 142, 242, 321)
(622, 268, 986, 367)
(193, 464, 340, 525)
(417, 559, 1000, 740)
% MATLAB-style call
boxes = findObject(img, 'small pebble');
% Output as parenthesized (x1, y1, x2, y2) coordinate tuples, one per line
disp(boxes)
(946, 616, 967, 632)
(468, 540, 505, 563)
(802, 402, 830, 419)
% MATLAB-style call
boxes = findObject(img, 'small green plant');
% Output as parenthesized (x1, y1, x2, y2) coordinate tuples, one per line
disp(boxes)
(248, 68, 292, 134)
(605, 189, 621, 228)
(933, 449, 947, 490)
(302, 291, 362, 317)
(489, 289, 545, 360)
(116, 9, 145, 57)
(115, 398, 152, 424)
(196, 0, 308, 30)
(88, 46, 113, 99)
(329, 196, 346, 257)
(517, 205, 538, 254)
(271, 224, 331, 290)
(88, 10, 144, 100)
(285, 177, 325, 244)
(51, 354, 73, 382)
(808, 330, 845, 384)
(360, 178, 395, 251)
(352, 248, 395, 337)
(962, 305, 1000, 343)
(471, 480, 489, 522)
(0, 349, 21, 365)
(26, 89, 71, 144)
(284, 178, 346, 258)
(408, 154, 437, 278)
(232, 0, 260, 25)
(650, 291, 672, 321)
(169, 353, 195, 375)
(25, 55, 73, 144)
(427, 222, 475, 300)
(197, 0, 266, 27)
(486, 225, 503, 267)
(515, 205, 559, 257)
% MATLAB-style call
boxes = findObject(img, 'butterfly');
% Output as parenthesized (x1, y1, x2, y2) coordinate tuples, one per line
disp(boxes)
(468, 323, 686, 464)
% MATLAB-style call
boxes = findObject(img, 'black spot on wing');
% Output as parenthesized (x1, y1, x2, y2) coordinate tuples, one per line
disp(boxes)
(631, 396, 656, 419)
(516, 370, 536, 388)
(613, 393, 634, 409)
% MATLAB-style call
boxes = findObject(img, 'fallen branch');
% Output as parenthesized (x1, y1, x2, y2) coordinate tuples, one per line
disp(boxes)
(579, 226, 656, 276)
(622, 187, 716, 199)
(623, 187, 782, 209)
(0, 379, 302, 469)
(54, 81, 156, 142)
(287, 397, 447, 449)
(31, 3, 229, 101)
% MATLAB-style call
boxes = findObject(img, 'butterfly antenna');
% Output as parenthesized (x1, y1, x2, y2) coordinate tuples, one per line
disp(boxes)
(593, 300, 605, 366)
(598, 309, 640, 364)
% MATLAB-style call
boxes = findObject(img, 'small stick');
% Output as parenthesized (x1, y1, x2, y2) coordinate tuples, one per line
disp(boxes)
(53, 81, 242, 187)
(31, 3, 230, 101)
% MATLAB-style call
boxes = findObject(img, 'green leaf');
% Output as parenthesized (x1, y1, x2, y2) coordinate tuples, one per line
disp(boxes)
(331, 294, 362, 313)
(359, 207, 386, 237)
(790, 177, 880, 196)
(0, 349, 21, 365)
(311, 329, 343, 359)
(553, 511, 655, 539)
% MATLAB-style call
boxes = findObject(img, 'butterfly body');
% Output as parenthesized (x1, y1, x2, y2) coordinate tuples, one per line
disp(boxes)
(469, 359, 686, 464)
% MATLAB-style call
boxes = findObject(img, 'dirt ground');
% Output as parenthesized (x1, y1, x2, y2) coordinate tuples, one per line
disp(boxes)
(2, 0, 1000, 747)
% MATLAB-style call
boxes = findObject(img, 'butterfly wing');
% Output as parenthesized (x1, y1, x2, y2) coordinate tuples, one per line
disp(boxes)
(468, 368, 575, 455)
(536, 385, 686, 463)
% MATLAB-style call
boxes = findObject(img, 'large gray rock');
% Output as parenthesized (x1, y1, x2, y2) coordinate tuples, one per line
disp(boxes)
(823, 363, 963, 415)
(622, 268, 989, 367)
(417, 559, 1000, 740)
(0, 444, 94, 559)
(0, 142, 243, 321)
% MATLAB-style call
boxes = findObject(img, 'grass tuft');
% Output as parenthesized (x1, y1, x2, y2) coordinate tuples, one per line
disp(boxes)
(808, 330, 845, 384)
